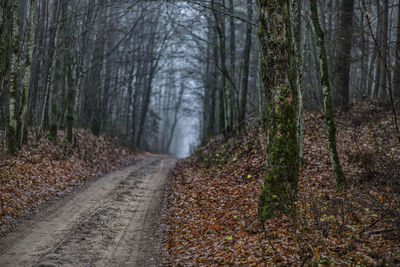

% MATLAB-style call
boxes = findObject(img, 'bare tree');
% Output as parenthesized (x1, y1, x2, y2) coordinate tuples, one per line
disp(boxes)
(310, 0, 349, 191)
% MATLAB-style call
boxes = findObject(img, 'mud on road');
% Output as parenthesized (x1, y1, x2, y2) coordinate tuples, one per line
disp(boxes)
(0, 156, 176, 266)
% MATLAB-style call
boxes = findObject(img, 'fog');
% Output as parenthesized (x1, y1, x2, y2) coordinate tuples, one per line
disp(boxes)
(169, 116, 200, 158)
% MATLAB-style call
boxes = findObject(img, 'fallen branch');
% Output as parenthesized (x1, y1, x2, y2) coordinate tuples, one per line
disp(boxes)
(359, 204, 400, 236)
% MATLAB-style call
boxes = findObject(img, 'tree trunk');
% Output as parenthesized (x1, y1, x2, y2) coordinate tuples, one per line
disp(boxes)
(238, 0, 253, 134)
(166, 83, 185, 152)
(228, 0, 235, 133)
(208, 26, 218, 139)
(310, 0, 349, 191)
(136, 49, 157, 148)
(29, 0, 46, 126)
(18, 0, 37, 147)
(212, 0, 227, 136)
(258, 0, 299, 221)
(367, 41, 377, 97)
(393, 0, 400, 98)
(373, 1, 382, 98)
(7, 0, 21, 153)
(125, 64, 135, 135)
(40, 0, 60, 133)
(101, 57, 112, 133)
(0, 1, 13, 93)
(202, 23, 212, 143)
(358, 2, 367, 98)
(136, 78, 152, 148)
(378, 0, 389, 99)
(131, 54, 143, 146)
(65, 5, 74, 143)
(292, 0, 304, 165)
(333, 0, 355, 109)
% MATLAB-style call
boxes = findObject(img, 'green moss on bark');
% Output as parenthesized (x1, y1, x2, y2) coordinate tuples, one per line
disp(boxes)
(259, 85, 299, 220)
(7, 0, 20, 154)
(309, 0, 349, 191)
(258, 0, 299, 222)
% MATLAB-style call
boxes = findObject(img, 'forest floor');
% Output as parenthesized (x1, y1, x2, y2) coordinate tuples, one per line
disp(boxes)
(1, 102, 400, 266)
(0, 129, 137, 236)
(164, 102, 400, 266)
(0, 153, 176, 266)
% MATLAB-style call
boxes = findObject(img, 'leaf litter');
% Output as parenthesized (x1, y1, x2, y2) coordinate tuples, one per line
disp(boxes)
(164, 102, 400, 266)
(0, 129, 136, 236)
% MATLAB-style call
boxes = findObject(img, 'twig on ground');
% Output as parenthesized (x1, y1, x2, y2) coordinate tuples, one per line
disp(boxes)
(359, 204, 400, 236)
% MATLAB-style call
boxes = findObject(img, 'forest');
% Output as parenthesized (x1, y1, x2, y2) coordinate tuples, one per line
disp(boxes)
(0, 0, 399, 266)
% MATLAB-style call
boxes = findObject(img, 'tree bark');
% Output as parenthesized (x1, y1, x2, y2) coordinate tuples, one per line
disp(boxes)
(136, 35, 159, 148)
(29, 0, 46, 126)
(258, 0, 299, 221)
(202, 22, 212, 143)
(212, 0, 227, 136)
(7, 0, 21, 153)
(358, 2, 367, 98)
(40, 0, 60, 133)
(166, 83, 185, 152)
(310, 0, 349, 191)
(0, 1, 13, 92)
(228, 0, 235, 133)
(65, 5, 74, 143)
(394, 0, 400, 98)
(378, 0, 389, 99)
(373, 0, 382, 98)
(332, 0, 355, 109)
(18, 0, 37, 147)
(208, 24, 218, 139)
(238, 0, 253, 134)
(125, 63, 135, 136)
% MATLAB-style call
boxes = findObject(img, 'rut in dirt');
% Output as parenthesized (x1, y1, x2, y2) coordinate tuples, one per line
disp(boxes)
(0, 156, 176, 267)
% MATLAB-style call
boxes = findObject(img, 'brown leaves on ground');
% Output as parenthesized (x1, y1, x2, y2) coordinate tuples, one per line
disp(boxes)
(164, 103, 400, 266)
(0, 129, 136, 235)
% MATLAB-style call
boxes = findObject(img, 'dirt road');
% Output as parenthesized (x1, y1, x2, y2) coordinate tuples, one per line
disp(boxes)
(0, 155, 176, 266)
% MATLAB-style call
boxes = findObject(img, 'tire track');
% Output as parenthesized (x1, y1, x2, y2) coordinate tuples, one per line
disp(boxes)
(0, 156, 176, 267)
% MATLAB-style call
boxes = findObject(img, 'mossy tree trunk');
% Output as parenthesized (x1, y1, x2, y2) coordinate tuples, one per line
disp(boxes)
(18, 0, 36, 148)
(290, 1, 304, 164)
(309, 0, 349, 191)
(0, 1, 13, 89)
(7, 0, 21, 154)
(258, 0, 299, 222)
(0, 2, 13, 151)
